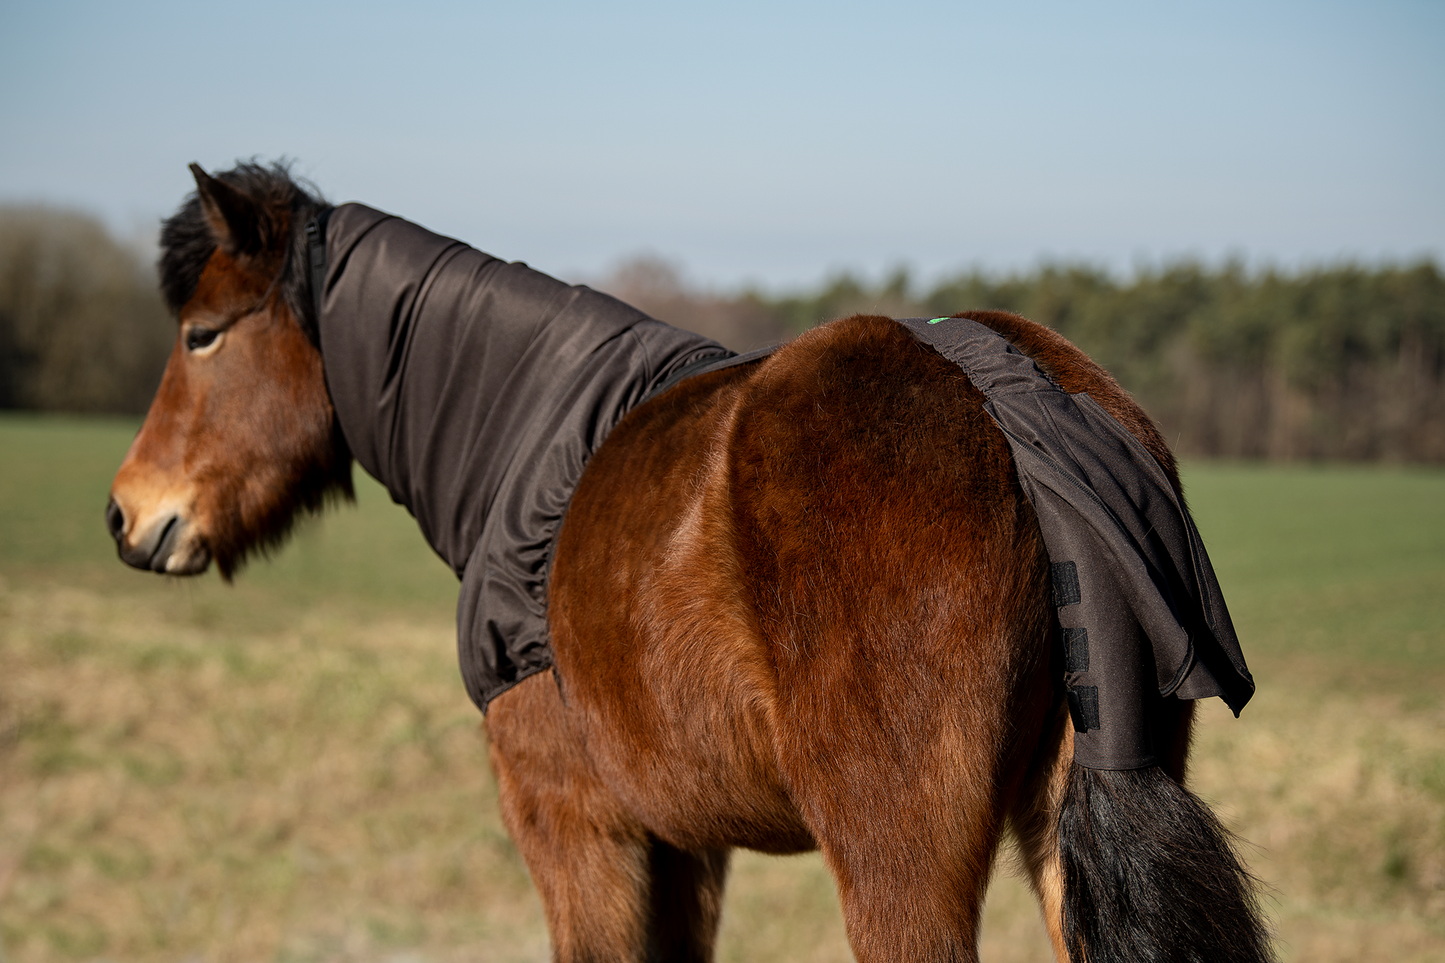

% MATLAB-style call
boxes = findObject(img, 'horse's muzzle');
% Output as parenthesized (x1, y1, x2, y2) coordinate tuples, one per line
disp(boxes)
(106, 498, 211, 575)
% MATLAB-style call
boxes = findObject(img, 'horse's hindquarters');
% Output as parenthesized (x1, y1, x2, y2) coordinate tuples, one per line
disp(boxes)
(534, 315, 1059, 960)
(726, 317, 1056, 958)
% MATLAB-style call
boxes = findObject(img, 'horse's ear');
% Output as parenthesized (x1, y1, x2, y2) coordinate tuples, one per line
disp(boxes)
(190, 163, 260, 256)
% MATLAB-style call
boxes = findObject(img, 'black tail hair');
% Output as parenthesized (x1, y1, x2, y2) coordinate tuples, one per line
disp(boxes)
(1058, 764, 1274, 963)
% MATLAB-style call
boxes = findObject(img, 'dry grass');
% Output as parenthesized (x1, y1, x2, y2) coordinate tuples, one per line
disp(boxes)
(0, 580, 544, 963)
(5, 580, 1441, 962)
(1190, 664, 1445, 963)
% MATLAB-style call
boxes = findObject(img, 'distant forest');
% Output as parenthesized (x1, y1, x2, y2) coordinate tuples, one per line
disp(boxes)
(589, 258, 1445, 464)
(4, 207, 1442, 462)
(0, 207, 171, 415)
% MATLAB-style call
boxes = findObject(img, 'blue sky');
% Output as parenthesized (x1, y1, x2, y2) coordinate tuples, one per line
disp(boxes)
(1, 0, 1440, 289)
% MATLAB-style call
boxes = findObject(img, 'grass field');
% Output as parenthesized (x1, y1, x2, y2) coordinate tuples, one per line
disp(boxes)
(1, 412, 1442, 962)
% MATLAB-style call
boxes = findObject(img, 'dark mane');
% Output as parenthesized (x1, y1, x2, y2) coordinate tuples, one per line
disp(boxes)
(158, 160, 330, 342)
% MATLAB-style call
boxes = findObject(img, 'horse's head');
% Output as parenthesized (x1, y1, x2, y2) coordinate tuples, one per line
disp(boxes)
(107, 162, 351, 579)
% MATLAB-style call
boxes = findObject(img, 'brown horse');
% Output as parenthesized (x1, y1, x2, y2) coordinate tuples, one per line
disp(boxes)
(108, 162, 1271, 963)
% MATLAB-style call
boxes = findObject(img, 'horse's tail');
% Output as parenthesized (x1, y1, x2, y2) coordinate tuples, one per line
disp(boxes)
(1056, 761, 1273, 963)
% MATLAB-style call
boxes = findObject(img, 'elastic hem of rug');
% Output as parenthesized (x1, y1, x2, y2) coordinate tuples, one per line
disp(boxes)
(479, 662, 554, 715)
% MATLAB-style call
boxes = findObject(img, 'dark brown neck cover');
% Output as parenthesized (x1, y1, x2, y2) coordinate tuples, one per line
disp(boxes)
(315, 204, 729, 710)
(900, 317, 1254, 770)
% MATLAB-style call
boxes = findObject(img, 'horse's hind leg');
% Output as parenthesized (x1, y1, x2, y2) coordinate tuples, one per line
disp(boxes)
(486, 671, 730, 963)
(772, 604, 1055, 963)
(1007, 705, 1073, 963)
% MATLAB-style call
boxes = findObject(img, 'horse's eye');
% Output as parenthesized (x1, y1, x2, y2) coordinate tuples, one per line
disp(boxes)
(185, 328, 220, 352)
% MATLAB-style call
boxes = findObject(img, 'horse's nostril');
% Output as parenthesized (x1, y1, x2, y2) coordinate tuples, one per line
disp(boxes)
(105, 498, 126, 543)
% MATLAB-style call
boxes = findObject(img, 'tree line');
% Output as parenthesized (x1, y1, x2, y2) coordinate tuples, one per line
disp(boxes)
(0, 207, 171, 415)
(3, 207, 1441, 462)
(607, 257, 1445, 463)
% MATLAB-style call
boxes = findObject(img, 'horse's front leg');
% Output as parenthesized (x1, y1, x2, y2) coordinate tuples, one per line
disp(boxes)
(487, 670, 730, 963)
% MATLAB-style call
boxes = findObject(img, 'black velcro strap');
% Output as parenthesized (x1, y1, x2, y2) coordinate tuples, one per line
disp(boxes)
(1063, 626, 1090, 673)
(1052, 561, 1081, 607)
(305, 207, 333, 323)
(1067, 685, 1100, 732)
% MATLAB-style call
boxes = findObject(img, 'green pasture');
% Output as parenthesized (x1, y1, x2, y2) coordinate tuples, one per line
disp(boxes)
(0, 414, 458, 622)
(0, 412, 1442, 962)
(1184, 464, 1445, 680)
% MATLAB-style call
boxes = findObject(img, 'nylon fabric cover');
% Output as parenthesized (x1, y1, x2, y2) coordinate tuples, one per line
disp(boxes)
(899, 317, 1255, 770)
(315, 204, 731, 711)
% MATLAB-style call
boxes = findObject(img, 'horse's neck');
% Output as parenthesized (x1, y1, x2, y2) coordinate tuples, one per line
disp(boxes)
(315, 202, 659, 574)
